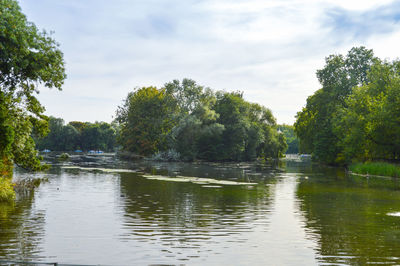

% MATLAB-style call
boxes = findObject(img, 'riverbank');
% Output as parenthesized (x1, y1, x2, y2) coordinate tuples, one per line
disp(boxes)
(350, 162, 400, 178)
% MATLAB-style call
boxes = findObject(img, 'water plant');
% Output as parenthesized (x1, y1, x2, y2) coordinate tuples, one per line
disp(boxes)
(350, 162, 400, 178)
(150, 149, 181, 161)
(59, 153, 70, 160)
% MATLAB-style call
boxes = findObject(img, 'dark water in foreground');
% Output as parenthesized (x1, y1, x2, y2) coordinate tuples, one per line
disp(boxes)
(1, 154, 400, 265)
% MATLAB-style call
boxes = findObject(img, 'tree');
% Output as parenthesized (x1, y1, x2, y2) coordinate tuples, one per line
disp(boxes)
(213, 92, 284, 161)
(116, 87, 179, 156)
(166, 81, 221, 161)
(294, 47, 375, 164)
(35, 117, 66, 151)
(334, 60, 400, 162)
(115, 80, 286, 161)
(277, 124, 299, 154)
(35, 118, 116, 152)
(0, 0, 66, 171)
(214, 92, 249, 160)
(164, 78, 209, 114)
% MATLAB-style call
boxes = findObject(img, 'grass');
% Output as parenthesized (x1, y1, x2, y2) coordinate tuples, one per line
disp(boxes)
(0, 178, 16, 202)
(350, 162, 400, 178)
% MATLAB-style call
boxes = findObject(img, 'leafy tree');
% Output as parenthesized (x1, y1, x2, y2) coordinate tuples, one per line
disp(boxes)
(68, 121, 86, 133)
(169, 115, 202, 160)
(164, 78, 210, 114)
(80, 122, 116, 151)
(116, 87, 179, 156)
(214, 92, 249, 160)
(0, 0, 66, 171)
(335, 60, 400, 162)
(196, 123, 225, 161)
(35, 117, 116, 152)
(166, 81, 222, 161)
(62, 125, 79, 151)
(213, 92, 283, 161)
(294, 47, 375, 164)
(278, 124, 299, 154)
(116, 80, 286, 161)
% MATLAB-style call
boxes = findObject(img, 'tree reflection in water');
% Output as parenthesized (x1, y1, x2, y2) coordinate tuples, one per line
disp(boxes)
(117, 163, 275, 259)
(296, 170, 400, 265)
(0, 189, 45, 262)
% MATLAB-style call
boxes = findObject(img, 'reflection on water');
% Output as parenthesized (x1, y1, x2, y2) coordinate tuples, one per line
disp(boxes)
(0, 155, 400, 265)
(118, 173, 273, 262)
(296, 173, 400, 265)
(0, 190, 45, 261)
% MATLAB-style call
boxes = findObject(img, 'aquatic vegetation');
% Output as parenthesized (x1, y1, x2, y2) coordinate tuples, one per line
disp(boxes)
(350, 162, 400, 178)
(62, 166, 138, 173)
(150, 149, 181, 161)
(59, 153, 70, 160)
(142, 174, 258, 186)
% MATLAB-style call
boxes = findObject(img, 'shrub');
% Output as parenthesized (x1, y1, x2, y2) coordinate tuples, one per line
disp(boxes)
(150, 149, 181, 161)
(0, 178, 15, 202)
(350, 162, 400, 178)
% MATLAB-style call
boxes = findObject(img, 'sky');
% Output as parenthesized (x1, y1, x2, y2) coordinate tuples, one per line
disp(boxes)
(19, 0, 400, 125)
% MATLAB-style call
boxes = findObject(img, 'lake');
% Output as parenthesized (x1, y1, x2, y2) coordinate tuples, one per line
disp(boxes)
(1, 154, 400, 265)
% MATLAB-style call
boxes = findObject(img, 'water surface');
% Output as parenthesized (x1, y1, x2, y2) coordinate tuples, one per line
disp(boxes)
(1, 155, 400, 265)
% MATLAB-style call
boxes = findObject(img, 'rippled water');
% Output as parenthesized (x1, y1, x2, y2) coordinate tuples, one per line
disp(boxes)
(1, 155, 400, 265)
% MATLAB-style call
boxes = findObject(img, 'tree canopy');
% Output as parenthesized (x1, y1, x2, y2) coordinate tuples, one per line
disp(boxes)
(334, 60, 400, 162)
(294, 47, 400, 164)
(34, 117, 117, 152)
(0, 0, 66, 171)
(116, 79, 286, 161)
(277, 124, 299, 154)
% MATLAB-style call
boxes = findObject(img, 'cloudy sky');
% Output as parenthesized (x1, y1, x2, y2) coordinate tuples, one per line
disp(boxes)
(19, 0, 400, 124)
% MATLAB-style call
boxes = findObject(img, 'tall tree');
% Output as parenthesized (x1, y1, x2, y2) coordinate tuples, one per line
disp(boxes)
(0, 0, 66, 171)
(116, 87, 178, 156)
(115, 80, 286, 161)
(35, 118, 116, 152)
(294, 47, 375, 164)
(277, 124, 299, 154)
(334, 60, 400, 162)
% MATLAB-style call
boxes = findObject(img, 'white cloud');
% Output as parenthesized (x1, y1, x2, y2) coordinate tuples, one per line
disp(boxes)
(19, 0, 400, 124)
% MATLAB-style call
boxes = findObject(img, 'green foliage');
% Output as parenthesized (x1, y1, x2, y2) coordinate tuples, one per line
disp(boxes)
(0, 93, 14, 157)
(0, 177, 15, 202)
(59, 153, 69, 160)
(294, 47, 376, 164)
(169, 115, 202, 160)
(164, 78, 210, 114)
(116, 86, 179, 156)
(196, 123, 225, 161)
(334, 60, 400, 162)
(35, 117, 117, 152)
(350, 162, 400, 178)
(116, 79, 286, 161)
(151, 149, 181, 161)
(0, 0, 66, 172)
(295, 47, 400, 165)
(278, 124, 299, 154)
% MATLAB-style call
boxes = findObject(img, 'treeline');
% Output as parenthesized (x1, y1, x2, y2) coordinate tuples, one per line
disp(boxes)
(277, 125, 299, 154)
(35, 117, 117, 152)
(294, 46, 400, 164)
(115, 79, 287, 161)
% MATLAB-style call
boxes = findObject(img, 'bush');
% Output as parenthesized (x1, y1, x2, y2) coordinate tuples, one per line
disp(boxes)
(350, 162, 400, 178)
(59, 153, 70, 160)
(0, 178, 15, 202)
(150, 149, 181, 161)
